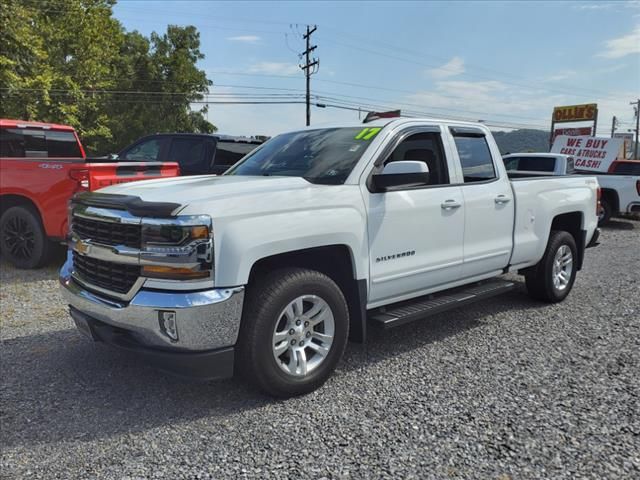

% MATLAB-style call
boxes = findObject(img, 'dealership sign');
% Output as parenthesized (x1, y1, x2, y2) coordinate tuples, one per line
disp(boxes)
(551, 135, 623, 172)
(552, 104, 598, 123)
(552, 126, 592, 143)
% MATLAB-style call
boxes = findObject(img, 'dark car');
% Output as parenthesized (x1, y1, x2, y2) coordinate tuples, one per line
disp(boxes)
(116, 133, 263, 176)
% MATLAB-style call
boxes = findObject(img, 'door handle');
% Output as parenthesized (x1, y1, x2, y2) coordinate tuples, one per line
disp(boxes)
(495, 195, 511, 205)
(441, 199, 462, 210)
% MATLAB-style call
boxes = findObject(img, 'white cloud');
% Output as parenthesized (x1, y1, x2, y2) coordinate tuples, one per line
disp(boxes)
(226, 35, 261, 43)
(543, 70, 577, 82)
(248, 62, 301, 76)
(597, 26, 640, 58)
(426, 56, 465, 79)
(574, 3, 615, 10)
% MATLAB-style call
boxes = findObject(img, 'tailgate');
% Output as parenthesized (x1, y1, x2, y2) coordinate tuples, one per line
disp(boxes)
(87, 162, 180, 190)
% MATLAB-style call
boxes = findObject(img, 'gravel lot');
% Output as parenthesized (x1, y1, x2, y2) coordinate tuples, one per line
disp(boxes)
(1, 220, 639, 479)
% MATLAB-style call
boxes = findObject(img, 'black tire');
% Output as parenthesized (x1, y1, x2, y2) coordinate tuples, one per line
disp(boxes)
(525, 230, 577, 303)
(598, 198, 612, 225)
(237, 267, 349, 398)
(0, 205, 51, 269)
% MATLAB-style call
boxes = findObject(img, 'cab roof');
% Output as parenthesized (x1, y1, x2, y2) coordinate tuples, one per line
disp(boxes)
(0, 118, 76, 131)
(292, 117, 490, 133)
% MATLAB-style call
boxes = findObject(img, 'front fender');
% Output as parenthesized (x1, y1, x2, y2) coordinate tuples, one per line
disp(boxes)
(214, 207, 368, 286)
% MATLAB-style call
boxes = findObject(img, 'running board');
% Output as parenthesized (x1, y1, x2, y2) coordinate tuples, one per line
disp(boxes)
(369, 279, 516, 329)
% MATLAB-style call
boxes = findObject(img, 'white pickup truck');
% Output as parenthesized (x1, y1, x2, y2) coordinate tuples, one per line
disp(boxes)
(60, 118, 600, 397)
(503, 153, 640, 223)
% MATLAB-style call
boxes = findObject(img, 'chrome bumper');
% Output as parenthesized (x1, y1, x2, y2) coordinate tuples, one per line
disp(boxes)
(59, 256, 244, 352)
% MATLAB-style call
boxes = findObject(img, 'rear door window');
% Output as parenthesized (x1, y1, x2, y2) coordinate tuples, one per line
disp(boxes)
(452, 133, 496, 182)
(167, 137, 207, 173)
(46, 130, 82, 157)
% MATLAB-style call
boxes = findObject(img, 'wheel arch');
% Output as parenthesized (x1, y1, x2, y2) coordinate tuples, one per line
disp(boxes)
(550, 211, 584, 270)
(247, 245, 368, 343)
(600, 188, 619, 213)
(0, 194, 43, 220)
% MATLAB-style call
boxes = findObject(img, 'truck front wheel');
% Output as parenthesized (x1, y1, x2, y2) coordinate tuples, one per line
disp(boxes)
(525, 230, 577, 303)
(237, 268, 349, 397)
(0, 206, 51, 269)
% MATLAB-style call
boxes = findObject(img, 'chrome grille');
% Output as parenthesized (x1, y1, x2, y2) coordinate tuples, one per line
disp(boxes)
(73, 251, 140, 295)
(72, 215, 141, 248)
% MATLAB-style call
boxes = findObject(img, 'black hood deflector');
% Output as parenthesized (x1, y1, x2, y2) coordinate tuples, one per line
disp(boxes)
(72, 192, 181, 218)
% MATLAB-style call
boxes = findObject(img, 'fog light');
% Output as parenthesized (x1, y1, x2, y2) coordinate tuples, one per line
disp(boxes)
(159, 310, 178, 342)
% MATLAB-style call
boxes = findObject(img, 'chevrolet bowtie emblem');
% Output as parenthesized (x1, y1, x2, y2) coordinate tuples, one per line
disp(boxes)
(75, 240, 91, 255)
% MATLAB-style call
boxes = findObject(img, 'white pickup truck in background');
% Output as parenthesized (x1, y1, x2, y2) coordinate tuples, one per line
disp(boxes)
(60, 118, 600, 397)
(503, 152, 576, 176)
(503, 153, 640, 223)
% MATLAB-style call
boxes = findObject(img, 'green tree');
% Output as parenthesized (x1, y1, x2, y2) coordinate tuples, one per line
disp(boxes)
(102, 26, 214, 154)
(0, 0, 214, 154)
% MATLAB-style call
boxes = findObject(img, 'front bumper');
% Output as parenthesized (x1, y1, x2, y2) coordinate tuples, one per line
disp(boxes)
(59, 256, 244, 379)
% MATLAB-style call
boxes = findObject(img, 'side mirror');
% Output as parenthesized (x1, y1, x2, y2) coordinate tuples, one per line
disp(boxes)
(108, 153, 119, 161)
(372, 161, 430, 191)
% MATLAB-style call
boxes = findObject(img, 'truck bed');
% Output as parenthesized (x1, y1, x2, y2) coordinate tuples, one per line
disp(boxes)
(509, 175, 599, 269)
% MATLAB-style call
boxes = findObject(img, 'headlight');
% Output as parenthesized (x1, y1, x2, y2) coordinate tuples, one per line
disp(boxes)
(140, 217, 214, 282)
(142, 224, 210, 246)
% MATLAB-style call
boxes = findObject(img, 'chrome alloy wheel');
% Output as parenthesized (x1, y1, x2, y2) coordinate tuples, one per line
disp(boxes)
(272, 295, 335, 377)
(552, 245, 573, 291)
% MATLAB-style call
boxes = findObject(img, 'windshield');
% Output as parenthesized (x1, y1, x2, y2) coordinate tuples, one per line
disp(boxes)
(224, 127, 382, 184)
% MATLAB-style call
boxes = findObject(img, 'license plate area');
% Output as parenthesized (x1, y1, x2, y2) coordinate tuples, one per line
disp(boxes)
(69, 307, 100, 342)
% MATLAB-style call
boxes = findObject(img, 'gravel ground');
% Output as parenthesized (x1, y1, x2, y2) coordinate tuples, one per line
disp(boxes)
(1, 220, 639, 479)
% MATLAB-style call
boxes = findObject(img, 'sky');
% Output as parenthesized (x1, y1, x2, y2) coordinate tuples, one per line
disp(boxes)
(112, 0, 640, 137)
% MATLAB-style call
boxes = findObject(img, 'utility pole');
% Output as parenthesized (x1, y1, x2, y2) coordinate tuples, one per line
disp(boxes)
(631, 99, 640, 160)
(300, 25, 318, 126)
(611, 115, 618, 137)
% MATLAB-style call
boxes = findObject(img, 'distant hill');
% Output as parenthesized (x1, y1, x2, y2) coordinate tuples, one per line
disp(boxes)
(491, 129, 550, 155)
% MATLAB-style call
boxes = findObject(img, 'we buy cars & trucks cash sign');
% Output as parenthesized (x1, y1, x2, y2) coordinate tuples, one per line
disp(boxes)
(551, 135, 623, 172)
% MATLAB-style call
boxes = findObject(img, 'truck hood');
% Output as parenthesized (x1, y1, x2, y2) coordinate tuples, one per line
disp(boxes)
(96, 175, 359, 219)
(99, 175, 315, 204)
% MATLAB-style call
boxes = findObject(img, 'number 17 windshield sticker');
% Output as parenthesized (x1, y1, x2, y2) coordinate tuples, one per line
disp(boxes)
(354, 127, 382, 140)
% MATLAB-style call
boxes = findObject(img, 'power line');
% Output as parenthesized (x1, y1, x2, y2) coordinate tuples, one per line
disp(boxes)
(317, 36, 619, 102)
(318, 27, 622, 100)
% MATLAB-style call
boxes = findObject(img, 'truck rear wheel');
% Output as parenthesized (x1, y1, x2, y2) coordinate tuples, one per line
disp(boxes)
(237, 268, 349, 397)
(0, 206, 51, 269)
(597, 199, 612, 225)
(525, 230, 577, 303)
